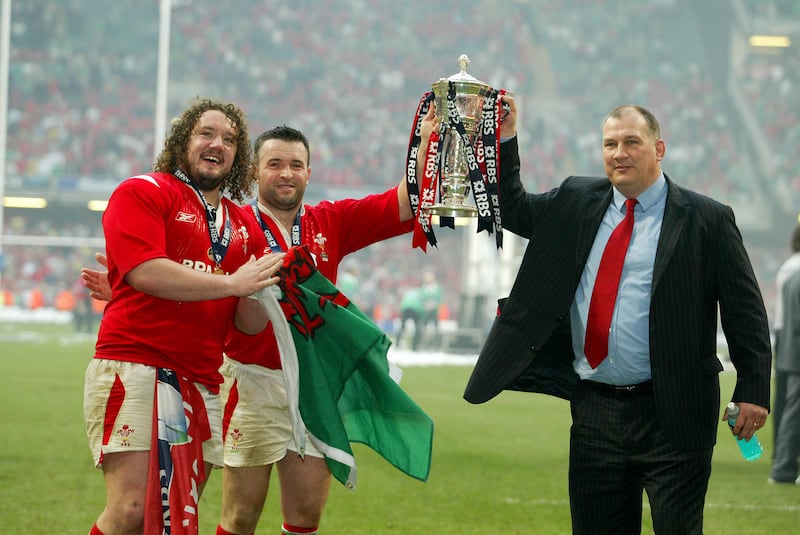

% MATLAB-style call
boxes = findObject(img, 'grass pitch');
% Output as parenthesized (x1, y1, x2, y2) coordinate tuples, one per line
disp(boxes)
(1, 322, 798, 534)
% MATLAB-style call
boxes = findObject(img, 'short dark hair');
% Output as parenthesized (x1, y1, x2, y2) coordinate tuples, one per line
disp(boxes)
(604, 104, 661, 141)
(252, 125, 311, 167)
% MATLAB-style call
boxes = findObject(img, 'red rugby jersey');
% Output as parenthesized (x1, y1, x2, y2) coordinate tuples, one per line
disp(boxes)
(224, 186, 413, 369)
(95, 172, 270, 391)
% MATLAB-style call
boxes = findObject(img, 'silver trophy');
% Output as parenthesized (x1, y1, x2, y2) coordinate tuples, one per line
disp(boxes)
(426, 54, 493, 218)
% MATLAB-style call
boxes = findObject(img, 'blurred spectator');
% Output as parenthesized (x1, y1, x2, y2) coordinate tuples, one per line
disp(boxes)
(420, 270, 443, 336)
(3, 0, 796, 334)
(396, 285, 425, 351)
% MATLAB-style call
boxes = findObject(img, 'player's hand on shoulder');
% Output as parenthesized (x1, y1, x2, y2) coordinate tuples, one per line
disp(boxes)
(228, 252, 286, 297)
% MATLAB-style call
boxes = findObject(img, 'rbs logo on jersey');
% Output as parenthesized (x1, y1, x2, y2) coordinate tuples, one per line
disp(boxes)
(181, 258, 222, 274)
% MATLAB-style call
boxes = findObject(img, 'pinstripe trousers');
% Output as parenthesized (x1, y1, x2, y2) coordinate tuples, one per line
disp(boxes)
(569, 381, 713, 535)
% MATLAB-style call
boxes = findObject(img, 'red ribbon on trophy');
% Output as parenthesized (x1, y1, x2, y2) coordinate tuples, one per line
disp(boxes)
(404, 55, 507, 252)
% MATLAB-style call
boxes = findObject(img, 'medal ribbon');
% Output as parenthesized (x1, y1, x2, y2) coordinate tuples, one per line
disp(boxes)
(412, 128, 442, 250)
(479, 88, 504, 248)
(443, 82, 502, 248)
(250, 200, 301, 252)
(405, 92, 439, 251)
(174, 169, 231, 269)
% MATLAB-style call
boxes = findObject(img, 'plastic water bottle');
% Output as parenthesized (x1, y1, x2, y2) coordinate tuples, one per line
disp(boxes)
(727, 402, 763, 461)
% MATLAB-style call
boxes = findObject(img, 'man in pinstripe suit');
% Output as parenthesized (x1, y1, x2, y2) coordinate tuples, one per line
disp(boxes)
(449, 98, 772, 534)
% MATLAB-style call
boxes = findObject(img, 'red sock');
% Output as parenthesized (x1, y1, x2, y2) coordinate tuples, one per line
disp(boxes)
(89, 524, 105, 535)
(282, 523, 318, 535)
(216, 526, 254, 535)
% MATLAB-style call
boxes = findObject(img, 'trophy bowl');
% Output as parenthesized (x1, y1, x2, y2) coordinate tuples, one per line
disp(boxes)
(426, 54, 493, 218)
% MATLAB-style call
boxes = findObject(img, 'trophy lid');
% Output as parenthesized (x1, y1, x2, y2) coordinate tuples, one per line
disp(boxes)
(432, 54, 490, 100)
(446, 54, 484, 84)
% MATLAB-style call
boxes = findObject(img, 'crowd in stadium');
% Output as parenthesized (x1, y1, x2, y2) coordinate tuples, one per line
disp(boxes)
(2, 0, 797, 342)
(736, 40, 799, 206)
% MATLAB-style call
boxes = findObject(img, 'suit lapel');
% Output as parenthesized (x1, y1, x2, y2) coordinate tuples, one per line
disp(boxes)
(652, 176, 689, 291)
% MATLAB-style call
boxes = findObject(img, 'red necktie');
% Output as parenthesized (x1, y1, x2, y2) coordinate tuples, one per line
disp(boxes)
(584, 198, 638, 369)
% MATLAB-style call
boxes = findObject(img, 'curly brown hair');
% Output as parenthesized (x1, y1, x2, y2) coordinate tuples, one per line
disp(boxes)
(153, 98, 253, 203)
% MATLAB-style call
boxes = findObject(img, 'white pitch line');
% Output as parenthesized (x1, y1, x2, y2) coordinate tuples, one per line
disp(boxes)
(502, 497, 800, 513)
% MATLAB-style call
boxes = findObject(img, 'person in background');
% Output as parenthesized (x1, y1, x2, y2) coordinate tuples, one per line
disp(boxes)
(336, 262, 366, 311)
(72, 276, 95, 334)
(769, 265, 800, 485)
(420, 270, 443, 340)
(216, 125, 415, 535)
(443, 97, 772, 534)
(771, 223, 800, 456)
(396, 284, 425, 351)
(82, 98, 284, 535)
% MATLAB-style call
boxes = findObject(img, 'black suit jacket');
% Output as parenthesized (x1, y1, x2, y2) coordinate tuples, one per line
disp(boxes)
(464, 137, 772, 451)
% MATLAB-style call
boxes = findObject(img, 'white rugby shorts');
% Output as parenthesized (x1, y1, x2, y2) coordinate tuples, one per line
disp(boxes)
(84, 359, 223, 468)
(219, 356, 322, 467)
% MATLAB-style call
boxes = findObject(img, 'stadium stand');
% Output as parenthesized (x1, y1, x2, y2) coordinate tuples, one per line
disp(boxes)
(2, 0, 797, 340)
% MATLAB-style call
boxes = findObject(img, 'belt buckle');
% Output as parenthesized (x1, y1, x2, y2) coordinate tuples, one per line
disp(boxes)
(614, 381, 651, 396)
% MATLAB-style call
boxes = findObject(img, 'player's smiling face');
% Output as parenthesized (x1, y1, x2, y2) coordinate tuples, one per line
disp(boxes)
(257, 138, 311, 212)
(185, 110, 239, 192)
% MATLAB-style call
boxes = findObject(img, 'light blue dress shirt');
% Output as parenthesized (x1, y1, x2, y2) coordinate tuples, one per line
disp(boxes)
(570, 174, 667, 385)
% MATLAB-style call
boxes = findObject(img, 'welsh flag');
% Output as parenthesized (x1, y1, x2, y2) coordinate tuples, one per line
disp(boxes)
(255, 245, 434, 488)
(143, 368, 210, 534)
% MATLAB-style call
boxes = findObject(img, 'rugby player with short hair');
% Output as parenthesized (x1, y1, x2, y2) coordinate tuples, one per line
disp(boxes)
(216, 125, 415, 535)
